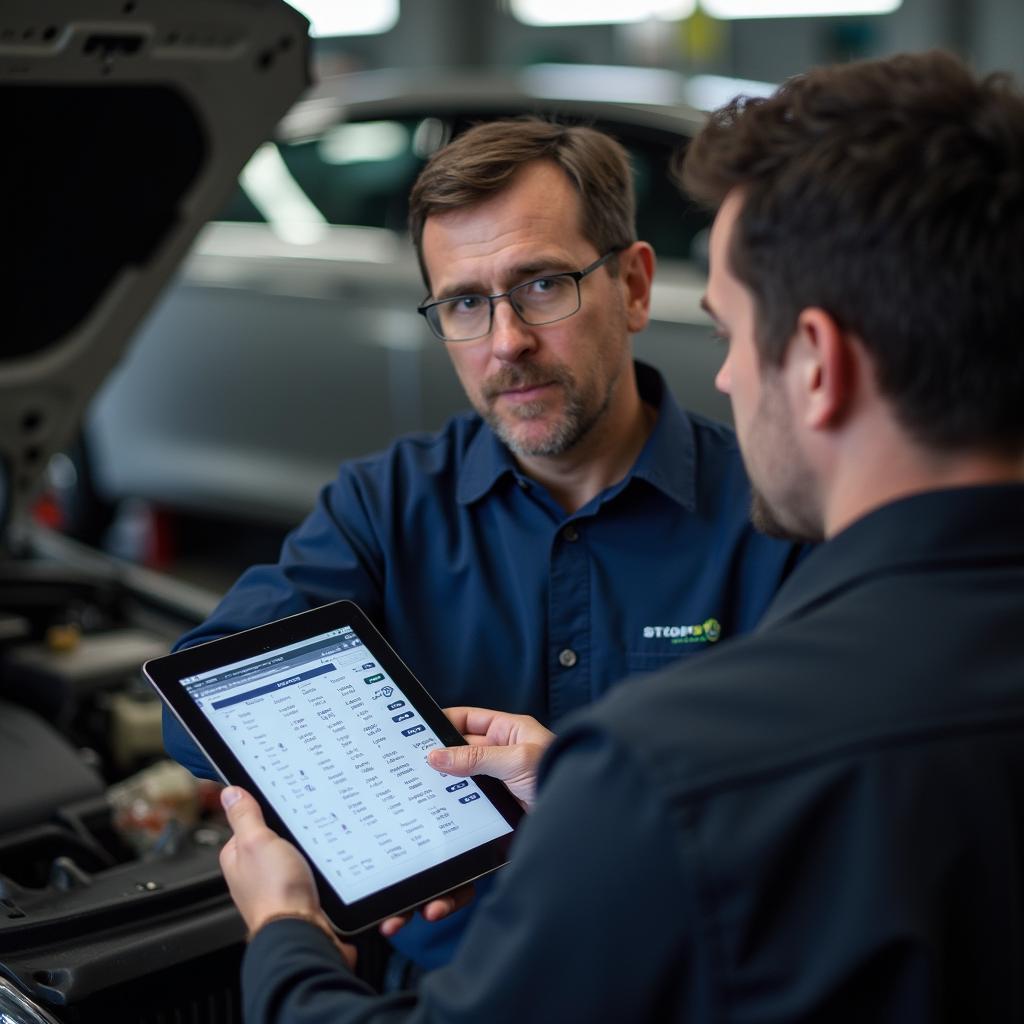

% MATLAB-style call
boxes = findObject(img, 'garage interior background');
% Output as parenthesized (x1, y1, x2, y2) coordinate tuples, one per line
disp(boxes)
(311, 1, 1023, 87)
(1, 3, 1019, 1021)
(45, 0, 1023, 591)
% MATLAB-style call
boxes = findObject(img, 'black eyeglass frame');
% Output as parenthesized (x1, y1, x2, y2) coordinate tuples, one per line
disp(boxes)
(416, 249, 621, 342)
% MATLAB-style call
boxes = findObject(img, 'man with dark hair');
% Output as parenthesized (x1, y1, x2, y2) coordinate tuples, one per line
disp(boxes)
(164, 118, 799, 980)
(216, 50, 1024, 1022)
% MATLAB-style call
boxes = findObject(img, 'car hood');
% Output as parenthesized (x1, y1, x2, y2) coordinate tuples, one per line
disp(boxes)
(0, 0, 310, 539)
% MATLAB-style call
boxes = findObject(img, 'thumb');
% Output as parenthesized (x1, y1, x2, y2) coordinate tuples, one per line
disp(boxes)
(221, 786, 266, 837)
(428, 744, 522, 782)
(427, 744, 488, 777)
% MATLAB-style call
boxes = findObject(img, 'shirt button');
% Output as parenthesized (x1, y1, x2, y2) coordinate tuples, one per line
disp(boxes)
(563, 524, 579, 542)
(558, 648, 578, 668)
(517, 478, 529, 490)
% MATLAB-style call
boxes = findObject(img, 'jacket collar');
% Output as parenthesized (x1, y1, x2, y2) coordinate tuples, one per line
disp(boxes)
(759, 483, 1024, 631)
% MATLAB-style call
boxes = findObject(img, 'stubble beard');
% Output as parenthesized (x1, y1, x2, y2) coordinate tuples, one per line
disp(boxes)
(745, 386, 825, 544)
(749, 488, 824, 543)
(750, 488, 802, 540)
(479, 362, 615, 458)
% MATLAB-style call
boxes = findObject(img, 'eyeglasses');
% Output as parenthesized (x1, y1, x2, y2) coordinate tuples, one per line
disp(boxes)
(417, 250, 619, 343)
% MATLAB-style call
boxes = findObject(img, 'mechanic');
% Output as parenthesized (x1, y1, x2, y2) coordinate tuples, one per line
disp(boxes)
(219, 51, 1024, 1021)
(163, 118, 801, 979)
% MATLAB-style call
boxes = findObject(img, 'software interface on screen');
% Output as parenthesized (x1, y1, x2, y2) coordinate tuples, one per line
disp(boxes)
(181, 626, 513, 903)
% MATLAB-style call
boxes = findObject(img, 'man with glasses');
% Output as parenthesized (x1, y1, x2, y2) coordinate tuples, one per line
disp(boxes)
(163, 118, 800, 981)
(419, 249, 618, 346)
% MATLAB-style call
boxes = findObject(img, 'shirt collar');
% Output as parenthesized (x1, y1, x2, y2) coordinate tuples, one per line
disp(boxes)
(629, 361, 697, 511)
(456, 415, 519, 506)
(456, 360, 697, 510)
(758, 483, 1024, 631)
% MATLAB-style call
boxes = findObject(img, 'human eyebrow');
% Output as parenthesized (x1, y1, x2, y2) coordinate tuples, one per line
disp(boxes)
(435, 260, 579, 301)
(509, 259, 578, 281)
(433, 281, 488, 302)
(700, 295, 732, 346)
(700, 295, 725, 326)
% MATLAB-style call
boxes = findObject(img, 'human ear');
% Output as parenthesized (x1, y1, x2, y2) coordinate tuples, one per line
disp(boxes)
(619, 242, 656, 333)
(790, 307, 853, 431)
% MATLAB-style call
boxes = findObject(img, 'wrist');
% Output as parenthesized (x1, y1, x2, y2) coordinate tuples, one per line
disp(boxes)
(248, 910, 346, 957)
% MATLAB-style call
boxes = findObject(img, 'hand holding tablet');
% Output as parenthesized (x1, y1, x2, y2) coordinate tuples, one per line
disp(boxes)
(217, 785, 352, 953)
(426, 706, 556, 808)
(145, 601, 524, 934)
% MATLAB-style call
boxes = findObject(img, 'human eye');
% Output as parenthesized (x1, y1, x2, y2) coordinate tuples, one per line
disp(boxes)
(449, 295, 485, 316)
(521, 274, 570, 300)
(709, 326, 730, 348)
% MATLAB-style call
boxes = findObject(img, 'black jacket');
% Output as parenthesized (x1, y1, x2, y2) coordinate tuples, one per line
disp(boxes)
(244, 484, 1024, 1022)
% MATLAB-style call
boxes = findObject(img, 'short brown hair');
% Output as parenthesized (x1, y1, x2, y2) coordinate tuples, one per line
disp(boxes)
(681, 50, 1024, 454)
(409, 117, 636, 290)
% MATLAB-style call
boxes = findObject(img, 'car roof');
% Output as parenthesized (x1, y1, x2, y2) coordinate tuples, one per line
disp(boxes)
(279, 64, 705, 142)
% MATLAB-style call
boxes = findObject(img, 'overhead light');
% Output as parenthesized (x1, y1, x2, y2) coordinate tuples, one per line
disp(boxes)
(285, 0, 398, 37)
(513, 0, 696, 27)
(686, 74, 777, 110)
(703, 0, 901, 17)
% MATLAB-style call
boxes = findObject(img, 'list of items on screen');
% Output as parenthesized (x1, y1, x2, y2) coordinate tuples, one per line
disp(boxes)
(180, 626, 513, 903)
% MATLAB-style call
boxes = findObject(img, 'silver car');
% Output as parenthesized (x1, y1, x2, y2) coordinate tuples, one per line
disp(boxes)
(84, 65, 725, 536)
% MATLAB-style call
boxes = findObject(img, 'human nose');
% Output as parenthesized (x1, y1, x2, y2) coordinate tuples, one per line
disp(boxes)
(489, 295, 538, 362)
(714, 350, 732, 395)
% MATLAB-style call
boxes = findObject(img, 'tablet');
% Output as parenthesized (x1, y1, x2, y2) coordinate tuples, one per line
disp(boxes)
(144, 600, 524, 934)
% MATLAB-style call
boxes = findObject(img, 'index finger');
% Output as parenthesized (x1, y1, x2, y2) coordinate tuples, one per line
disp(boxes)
(443, 706, 511, 739)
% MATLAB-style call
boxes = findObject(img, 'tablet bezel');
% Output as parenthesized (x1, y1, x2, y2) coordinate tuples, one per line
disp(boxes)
(144, 599, 524, 934)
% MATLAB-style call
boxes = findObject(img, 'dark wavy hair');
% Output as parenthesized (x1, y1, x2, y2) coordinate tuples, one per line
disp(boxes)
(681, 50, 1024, 454)
(409, 117, 636, 291)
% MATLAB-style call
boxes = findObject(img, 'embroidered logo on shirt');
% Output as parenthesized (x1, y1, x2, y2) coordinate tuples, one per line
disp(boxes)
(642, 618, 722, 645)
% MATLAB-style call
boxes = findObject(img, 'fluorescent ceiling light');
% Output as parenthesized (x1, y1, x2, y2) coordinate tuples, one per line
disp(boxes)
(513, 0, 696, 27)
(703, 0, 901, 17)
(286, 0, 398, 37)
(686, 74, 777, 110)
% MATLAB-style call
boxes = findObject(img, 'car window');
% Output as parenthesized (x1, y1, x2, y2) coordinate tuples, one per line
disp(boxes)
(623, 130, 709, 266)
(215, 113, 710, 265)
(279, 119, 422, 233)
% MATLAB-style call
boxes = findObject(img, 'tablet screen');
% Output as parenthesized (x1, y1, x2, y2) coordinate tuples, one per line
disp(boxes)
(177, 620, 514, 905)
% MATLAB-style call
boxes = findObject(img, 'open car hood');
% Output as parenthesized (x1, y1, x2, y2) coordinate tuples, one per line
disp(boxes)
(0, 0, 310, 539)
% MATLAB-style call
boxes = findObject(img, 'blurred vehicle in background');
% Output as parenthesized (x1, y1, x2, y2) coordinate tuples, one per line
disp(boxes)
(71, 64, 724, 582)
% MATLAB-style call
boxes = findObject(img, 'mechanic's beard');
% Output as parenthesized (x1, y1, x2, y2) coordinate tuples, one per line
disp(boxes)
(480, 363, 607, 458)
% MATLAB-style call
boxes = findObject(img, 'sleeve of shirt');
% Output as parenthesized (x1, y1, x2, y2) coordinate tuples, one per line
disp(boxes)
(242, 729, 713, 1024)
(162, 466, 388, 779)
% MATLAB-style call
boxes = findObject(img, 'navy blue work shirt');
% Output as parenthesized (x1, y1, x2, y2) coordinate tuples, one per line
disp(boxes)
(163, 361, 802, 968)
